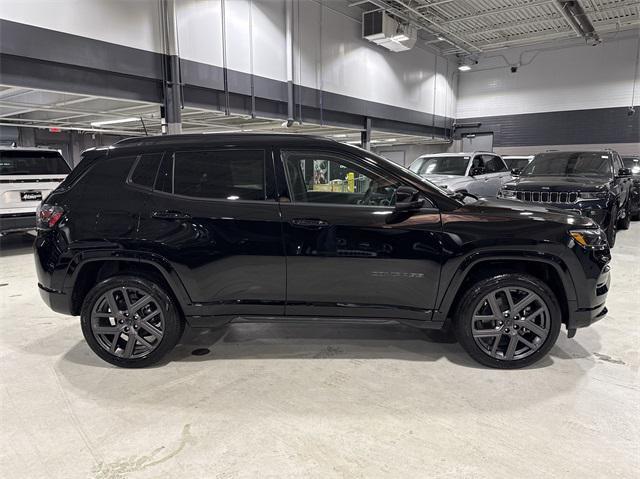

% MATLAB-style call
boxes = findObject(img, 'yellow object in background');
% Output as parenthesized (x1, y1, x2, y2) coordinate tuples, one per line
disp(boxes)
(347, 172, 355, 193)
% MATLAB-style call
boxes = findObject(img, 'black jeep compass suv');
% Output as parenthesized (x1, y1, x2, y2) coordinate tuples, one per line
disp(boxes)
(35, 134, 611, 369)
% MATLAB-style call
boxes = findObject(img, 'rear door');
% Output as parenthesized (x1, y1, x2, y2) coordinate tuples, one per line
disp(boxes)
(136, 146, 286, 318)
(276, 148, 442, 321)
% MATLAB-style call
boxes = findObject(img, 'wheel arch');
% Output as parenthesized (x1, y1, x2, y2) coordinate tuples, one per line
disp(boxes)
(434, 254, 576, 327)
(65, 252, 191, 316)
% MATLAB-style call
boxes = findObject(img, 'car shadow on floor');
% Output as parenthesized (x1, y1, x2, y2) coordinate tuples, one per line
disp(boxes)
(60, 320, 595, 371)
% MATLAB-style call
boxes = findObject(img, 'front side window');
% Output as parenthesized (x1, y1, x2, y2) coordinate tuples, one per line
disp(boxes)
(282, 150, 401, 206)
(171, 150, 265, 201)
(411, 156, 469, 176)
(523, 152, 613, 177)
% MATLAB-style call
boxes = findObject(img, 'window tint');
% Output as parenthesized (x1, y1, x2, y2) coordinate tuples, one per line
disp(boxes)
(283, 150, 401, 206)
(523, 152, 613, 177)
(155, 154, 173, 193)
(130, 152, 163, 189)
(82, 156, 137, 198)
(0, 150, 70, 175)
(482, 155, 507, 173)
(173, 150, 265, 200)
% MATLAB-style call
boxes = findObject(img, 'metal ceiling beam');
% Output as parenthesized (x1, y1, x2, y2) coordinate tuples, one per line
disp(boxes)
(440, 0, 555, 25)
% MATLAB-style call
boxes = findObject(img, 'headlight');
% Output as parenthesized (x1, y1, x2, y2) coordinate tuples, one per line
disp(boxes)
(499, 189, 517, 198)
(569, 228, 607, 248)
(579, 191, 608, 200)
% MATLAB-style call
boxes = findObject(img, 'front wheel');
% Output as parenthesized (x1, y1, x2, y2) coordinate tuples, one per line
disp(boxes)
(606, 206, 617, 247)
(453, 274, 561, 369)
(80, 275, 183, 368)
(617, 202, 631, 230)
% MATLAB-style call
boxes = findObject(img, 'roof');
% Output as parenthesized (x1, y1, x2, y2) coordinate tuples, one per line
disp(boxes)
(0, 146, 61, 152)
(416, 151, 494, 158)
(113, 132, 340, 150)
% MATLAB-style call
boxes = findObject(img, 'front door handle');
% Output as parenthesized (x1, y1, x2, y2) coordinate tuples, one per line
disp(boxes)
(291, 218, 330, 228)
(152, 210, 191, 220)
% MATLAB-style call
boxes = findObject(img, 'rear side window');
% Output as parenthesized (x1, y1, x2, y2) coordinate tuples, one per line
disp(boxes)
(172, 150, 265, 201)
(0, 150, 70, 175)
(129, 152, 163, 189)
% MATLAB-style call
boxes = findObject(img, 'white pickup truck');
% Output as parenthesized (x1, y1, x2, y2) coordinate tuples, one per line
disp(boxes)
(0, 147, 70, 235)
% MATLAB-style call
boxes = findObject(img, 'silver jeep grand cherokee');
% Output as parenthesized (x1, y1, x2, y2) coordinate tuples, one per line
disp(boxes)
(409, 152, 512, 198)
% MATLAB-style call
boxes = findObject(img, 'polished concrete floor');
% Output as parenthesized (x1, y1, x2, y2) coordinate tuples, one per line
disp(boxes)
(1, 226, 638, 479)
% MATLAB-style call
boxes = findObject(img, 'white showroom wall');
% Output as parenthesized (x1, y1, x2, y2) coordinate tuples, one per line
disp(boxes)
(0, 0, 458, 121)
(456, 34, 640, 118)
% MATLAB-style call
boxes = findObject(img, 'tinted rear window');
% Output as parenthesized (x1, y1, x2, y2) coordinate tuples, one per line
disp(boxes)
(0, 150, 70, 175)
(173, 150, 265, 201)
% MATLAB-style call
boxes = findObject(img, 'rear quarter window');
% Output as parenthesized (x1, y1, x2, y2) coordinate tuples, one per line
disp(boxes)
(129, 152, 164, 189)
(80, 156, 137, 199)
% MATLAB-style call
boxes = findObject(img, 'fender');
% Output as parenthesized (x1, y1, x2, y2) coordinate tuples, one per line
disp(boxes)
(432, 249, 578, 323)
(64, 249, 193, 311)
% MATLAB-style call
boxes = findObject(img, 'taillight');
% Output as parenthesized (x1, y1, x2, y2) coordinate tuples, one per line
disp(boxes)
(36, 204, 65, 229)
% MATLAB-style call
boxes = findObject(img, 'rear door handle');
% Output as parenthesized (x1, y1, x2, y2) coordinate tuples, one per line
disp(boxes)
(152, 210, 191, 220)
(291, 218, 329, 228)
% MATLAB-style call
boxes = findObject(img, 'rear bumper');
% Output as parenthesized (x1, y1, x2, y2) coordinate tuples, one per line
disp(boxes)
(0, 212, 36, 234)
(38, 283, 72, 315)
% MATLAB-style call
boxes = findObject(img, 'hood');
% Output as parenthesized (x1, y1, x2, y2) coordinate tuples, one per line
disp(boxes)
(421, 173, 468, 189)
(505, 175, 610, 191)
(454, 198, 595, 227)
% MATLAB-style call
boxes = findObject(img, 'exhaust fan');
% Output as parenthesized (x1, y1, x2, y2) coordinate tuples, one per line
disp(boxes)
(362, 10, 417, 52)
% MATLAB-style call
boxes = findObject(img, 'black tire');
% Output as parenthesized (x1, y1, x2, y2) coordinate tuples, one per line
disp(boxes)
(617, 202, 631, 230)
(606, 206, 617, 248)
(453, 273, 561, 369)
(80, 275, 183, 368)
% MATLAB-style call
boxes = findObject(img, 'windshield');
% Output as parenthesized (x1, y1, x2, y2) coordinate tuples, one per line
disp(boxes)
(410, 156, 469, 176)
(503, 158, 531, 170)
(0, 150, 70, 175)
(622, 157, 639, 173)
(522, 152, 612, 177)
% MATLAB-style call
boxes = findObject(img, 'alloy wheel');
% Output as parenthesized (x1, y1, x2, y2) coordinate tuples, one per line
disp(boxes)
(90, 286, 165, 359)
(471, 286, 551, 361)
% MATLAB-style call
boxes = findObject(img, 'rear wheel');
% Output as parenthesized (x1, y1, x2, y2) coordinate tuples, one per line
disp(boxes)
(454, 274, 561, 369)
(80, 275, 183, 368)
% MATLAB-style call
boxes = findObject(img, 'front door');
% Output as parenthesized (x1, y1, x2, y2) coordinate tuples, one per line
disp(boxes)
(277, 148, 442, 321)
(136, 147, 286, 318)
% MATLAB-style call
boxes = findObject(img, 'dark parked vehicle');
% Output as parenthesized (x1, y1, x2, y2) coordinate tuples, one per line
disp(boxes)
(622, 156, 639, 220)
(499, 150, 633, 246)
(35, 134, 611, 369)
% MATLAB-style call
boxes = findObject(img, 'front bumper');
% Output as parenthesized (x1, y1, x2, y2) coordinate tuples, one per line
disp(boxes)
(567, 262, 610, 331)
(0, 212, 36, 234)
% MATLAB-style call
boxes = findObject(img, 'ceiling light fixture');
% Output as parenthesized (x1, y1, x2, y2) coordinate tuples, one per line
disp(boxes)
(90, 117, 139, 127)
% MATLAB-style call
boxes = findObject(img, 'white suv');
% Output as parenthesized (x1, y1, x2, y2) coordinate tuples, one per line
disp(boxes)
(409, 152, 512, 198)
(0, 147, 70, 235)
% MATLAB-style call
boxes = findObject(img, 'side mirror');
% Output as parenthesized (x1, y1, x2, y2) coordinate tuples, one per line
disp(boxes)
(470, 167, 485, 176)
(394, 186, 424, 212)
(617, 167, 632, 178)
(511, 168, 522, 176)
